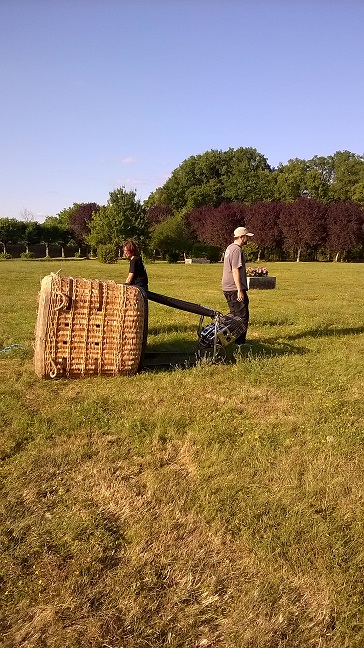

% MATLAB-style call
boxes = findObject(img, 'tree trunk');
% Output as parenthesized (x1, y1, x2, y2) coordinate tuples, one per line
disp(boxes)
(45, 243, 49, 257)
(296, 248, 301, 262)
(334, 252, 340, 262)
(257, 249, 261, 261)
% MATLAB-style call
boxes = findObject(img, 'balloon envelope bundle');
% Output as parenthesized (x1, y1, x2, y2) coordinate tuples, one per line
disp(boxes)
(34, 274, 147, 378)
(198, 314, 246, 349)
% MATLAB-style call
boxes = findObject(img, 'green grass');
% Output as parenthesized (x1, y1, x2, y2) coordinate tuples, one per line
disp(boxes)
(1, 259, 364, 647)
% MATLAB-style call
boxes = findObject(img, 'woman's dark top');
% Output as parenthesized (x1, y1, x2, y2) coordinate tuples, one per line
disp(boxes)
(129, 256, 148, 291)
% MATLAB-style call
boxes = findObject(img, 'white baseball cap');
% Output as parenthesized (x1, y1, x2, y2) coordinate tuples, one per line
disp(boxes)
(234, 226, 254, 238)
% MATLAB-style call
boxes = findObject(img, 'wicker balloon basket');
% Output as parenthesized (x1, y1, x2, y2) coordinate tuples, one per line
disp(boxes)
(34, 273, 148, 378)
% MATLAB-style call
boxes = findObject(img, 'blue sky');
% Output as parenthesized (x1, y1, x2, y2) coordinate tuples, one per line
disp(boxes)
(1, 0, 363, 221)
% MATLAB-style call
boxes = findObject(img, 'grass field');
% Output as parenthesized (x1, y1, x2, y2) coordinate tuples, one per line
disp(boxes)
(1, 259, 364, 648)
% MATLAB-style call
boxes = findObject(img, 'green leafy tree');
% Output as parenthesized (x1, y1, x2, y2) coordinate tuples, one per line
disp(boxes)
(144, 186, 170, 209)
(40, 219, 66, 257)
(185, 179, 224, 209)
(150, 214, 193, 259)
(22, 221, 42, 253)
(329, 151, 364, 201)
(146, 148, 364, 214)
(274, 152, 364, 204)
(352, 181, 364, 209)
(149, 148, 273, 212)
(55, 206, 74, 230)
(44, 216, 73, 257)
(222, 148, 274, 203)
(88, 187, 148, 251)
(274, 159, 309, 201)
(97, 244, 119, 264)
(0, 218, 24, 254)
(306, 155, 335, 201)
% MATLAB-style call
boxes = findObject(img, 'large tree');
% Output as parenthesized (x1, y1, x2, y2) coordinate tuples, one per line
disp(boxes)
(352, 182, 364, 209)
(246, 201, 283, 260)
(154, 150, 227, 211)
(56, 202, 100, 250)
(0, 218, 25, 254)
(326, 201, 364, 261)
(222, 148, 274, 203)
(329, 151, 364, 202)
(88, 187, 148, 250)
(186, 202, 248, 250)
(274, 159, 309, 202)
(147, 147, 274, 212)
(40, 218, 71, 257)
(150, 214, 193, 258)
(279, 198, 327, 262)
(275, 155, 334, 203)
(22, 221, 42, 253)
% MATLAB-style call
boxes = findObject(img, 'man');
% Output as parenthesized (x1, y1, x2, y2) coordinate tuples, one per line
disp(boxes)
(222, 226, 254, 344)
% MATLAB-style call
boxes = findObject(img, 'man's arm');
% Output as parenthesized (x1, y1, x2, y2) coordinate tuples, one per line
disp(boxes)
(232, 267, 244, 301)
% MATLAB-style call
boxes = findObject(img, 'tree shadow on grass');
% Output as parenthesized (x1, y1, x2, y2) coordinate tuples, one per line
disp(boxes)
(243, 339, 308, 358)
(284, 324, 364, 342)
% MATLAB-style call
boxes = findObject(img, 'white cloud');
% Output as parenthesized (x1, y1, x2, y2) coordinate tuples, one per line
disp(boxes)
(125, 178, 148, 186)
(121, 156, 136, 165)
(115, 177, 149, 188)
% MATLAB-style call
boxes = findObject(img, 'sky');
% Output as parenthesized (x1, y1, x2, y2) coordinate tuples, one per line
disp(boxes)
(1, 0, 363, 221)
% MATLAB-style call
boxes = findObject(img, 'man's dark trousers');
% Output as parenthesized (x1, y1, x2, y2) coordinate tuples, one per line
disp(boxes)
(223, 289, 249, 344)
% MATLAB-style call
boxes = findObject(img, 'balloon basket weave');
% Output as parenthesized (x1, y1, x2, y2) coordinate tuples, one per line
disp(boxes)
(34, 274, 147, 378)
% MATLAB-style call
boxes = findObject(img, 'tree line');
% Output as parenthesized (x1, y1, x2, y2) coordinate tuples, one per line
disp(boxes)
(1, 148, 364, 262)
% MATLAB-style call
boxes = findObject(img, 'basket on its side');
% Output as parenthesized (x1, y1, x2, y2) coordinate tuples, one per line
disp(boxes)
(34, 274, 148, 378)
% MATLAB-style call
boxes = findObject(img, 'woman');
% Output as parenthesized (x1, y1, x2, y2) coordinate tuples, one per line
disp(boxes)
(123, 240, 148, 292)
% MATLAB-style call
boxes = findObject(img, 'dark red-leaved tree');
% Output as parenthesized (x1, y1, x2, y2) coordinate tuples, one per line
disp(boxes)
(245, 201, 283, 260)
(186, 202, 248, 250)
(279, 198, 327, 261)
(70, 203, 100, 247)
(326, 201, 364, 261)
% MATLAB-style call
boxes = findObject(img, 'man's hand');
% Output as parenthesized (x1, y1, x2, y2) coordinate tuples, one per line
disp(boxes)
(232, 268, 244, 300)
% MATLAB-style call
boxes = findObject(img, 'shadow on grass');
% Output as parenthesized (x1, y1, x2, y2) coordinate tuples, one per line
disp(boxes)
(146, 338, 198, 354)
(147, 322, 200, 335)
(245, 339, 308, 358)
(143, 338, 308, 371)
(284, 324, 364, 341)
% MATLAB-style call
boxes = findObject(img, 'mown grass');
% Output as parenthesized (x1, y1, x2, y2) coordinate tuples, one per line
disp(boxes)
(1, 259, 363, 647)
